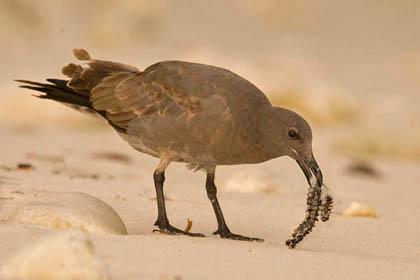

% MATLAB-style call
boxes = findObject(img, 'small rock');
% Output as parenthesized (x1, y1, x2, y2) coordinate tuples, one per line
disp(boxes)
(342, 201, 377, 218)
(1, 231, 112, 280)
(17, 163, 34, 170)
(5, 191, 127, 235)
(346, 160, 381, 178)
(223, 171, 276, 193)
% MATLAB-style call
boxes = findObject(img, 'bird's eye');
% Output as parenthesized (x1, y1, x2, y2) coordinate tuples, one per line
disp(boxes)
(287, 128, 299, 139)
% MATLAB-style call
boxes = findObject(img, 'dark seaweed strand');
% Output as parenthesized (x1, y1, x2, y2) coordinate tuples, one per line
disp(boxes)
(300, 184, 321, 244)
(285, 185, 321, 248)
(320, 194, 333, 222)
(285, 183, 322, 248)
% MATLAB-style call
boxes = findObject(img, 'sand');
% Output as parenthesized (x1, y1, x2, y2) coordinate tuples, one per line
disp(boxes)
(0, 124, 419, 280)
(1, 231, 111, 280)
(1, 2, 419, 278)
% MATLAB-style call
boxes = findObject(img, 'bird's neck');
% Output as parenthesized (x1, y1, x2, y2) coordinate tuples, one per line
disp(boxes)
(237, 107, 285, 163)
(259, 107, 289, 159)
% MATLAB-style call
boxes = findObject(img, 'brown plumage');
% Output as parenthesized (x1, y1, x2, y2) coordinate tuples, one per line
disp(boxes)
(17, 49, 332, 248)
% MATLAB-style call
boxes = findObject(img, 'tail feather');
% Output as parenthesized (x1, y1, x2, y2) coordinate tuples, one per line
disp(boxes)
(62, 49, 139, 94)
(46, 78, 70, 89)
(15, 48, 136, 134)
(17, 78, 127, 133)
(16, 79, 91, 108)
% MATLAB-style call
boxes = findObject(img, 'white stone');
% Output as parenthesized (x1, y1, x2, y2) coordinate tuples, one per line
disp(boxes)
(223, 171, 276, 193)
(1, 231, 112, 280)
(342, 201, 377, 218)
(2, 190, 127, 235)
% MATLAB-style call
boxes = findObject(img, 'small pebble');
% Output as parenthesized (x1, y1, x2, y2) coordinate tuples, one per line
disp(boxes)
(17, 163, 33, 170)
(342, 201, 377, 218)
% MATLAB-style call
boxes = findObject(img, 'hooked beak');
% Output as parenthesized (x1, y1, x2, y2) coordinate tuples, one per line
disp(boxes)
(292, 149, 323, 187)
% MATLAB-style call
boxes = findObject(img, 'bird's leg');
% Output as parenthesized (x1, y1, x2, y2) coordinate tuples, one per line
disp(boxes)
(153, 160, 205, 237)
(206, 169, 263, 242)
(153, 170, 169, 228)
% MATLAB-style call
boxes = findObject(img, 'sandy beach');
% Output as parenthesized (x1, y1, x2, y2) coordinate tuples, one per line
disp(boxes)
(0, 124, 419, 280)
(1, 1, 419, 279)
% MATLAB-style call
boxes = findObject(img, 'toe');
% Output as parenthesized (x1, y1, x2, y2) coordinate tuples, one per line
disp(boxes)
(230, 234, 263, 242)
(187, 232, 206, 237)
(218, 230, 263, 242)
(154, 224, 206, 237)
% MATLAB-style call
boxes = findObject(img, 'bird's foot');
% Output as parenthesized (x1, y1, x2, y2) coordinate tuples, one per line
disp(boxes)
(153, 219, 205, 237)
(213, 227, 263, 242)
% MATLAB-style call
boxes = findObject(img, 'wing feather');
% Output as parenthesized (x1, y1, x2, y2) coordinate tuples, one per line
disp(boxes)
(62, 49, 271, 158)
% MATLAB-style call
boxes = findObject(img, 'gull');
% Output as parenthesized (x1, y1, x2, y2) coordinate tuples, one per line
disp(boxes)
(17, 49, 332, 248)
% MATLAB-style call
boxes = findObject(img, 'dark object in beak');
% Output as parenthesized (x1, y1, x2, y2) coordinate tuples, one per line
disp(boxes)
(293, 150, 323, 187)
(286, 149, 332, 248)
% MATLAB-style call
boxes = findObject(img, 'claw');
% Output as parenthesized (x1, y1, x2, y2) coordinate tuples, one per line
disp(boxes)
(154, 221, 205, 237)
(214, 227, 263, 242)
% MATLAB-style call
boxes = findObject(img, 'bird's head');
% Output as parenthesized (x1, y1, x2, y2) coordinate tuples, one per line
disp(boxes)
(269, 107, 323, 186)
